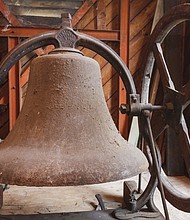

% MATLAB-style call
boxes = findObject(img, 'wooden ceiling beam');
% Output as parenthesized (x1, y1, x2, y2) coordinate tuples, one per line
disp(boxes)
(72, 0, 97, 27)
(0, 26, 119, 41)
(0, 0, 21, 26)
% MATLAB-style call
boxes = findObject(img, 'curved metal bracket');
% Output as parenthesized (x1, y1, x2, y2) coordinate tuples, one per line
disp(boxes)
(0, 27, 136, 96)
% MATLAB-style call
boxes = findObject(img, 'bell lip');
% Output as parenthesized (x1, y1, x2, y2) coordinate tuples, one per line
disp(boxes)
(0, 169, 146, 187)
(49, 48, 83, 55)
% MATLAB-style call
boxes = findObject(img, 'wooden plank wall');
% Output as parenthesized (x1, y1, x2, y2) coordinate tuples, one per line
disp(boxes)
(129, 0, 157, 93)
(74, 0, 120, 126)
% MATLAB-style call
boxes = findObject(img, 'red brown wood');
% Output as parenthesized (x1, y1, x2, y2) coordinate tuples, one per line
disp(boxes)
(0, 0, 21, 26)
(80, 0, 118, 30)
(0, 82, 8, 105)
(97, 0, 106, 30)
(72, 0, 98, 27)
(119, 0, 130, 138)
(0, 26, 119, 41)
(8, 37, 20, 131)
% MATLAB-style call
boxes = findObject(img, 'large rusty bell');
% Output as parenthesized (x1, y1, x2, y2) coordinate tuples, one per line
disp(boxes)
(0, 47, 148, 186)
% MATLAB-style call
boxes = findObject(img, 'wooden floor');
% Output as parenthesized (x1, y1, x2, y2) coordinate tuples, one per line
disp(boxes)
(0, 173, 189, 219)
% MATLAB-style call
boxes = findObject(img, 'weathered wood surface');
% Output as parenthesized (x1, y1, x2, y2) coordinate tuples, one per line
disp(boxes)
(129, 0, 157, 75)
(0, 175, 189, 220)
(129, 0, 157, 94)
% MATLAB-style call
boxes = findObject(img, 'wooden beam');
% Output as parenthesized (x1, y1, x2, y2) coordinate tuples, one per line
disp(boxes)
(8, 37, 20, 131)
(72, 0, 97, 27)
(0, 0, 21, 26)
(119, 0, 130, 138)
(84, 30, 119, 41)
(97, 0, 106, 30)
(0, 26, 119, 41)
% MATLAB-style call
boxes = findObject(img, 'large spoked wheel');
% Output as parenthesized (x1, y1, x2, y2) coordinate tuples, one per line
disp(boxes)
(141, 4, 190, 212)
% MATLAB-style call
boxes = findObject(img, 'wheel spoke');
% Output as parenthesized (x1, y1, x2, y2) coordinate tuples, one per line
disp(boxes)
(141, 52, 155, 104)
(178, 114, 190, 177)
(150, 69, 160, 104)
(181, 80, 190, 98)
(181, 80, 190, 109)
(153, 43, 175, 89)
(140, 4, 190, 213)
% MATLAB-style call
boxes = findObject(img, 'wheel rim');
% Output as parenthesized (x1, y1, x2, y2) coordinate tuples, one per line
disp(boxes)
(140, 4, 190, 212)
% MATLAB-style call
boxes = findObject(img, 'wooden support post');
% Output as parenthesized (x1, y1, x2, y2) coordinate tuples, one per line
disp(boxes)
(0, 26, 119, 41)
(119, 0, 130, 138)
(8, 37, 20, 131)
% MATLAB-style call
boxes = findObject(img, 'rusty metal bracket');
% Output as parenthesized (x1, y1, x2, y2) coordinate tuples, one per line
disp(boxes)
(120, 94, 166, 116)
(123, 181, 137, 211)
(113, 209, 164, 220)
(163, 87, 186, 129)
(95, 194, 106, 211)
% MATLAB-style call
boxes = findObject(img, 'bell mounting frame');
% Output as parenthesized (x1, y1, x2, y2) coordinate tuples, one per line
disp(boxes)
(140, 3, 190, 213)
(0, 14, 162, 217)
(1, 7, 189, 217)
(0, 22, 136, 97)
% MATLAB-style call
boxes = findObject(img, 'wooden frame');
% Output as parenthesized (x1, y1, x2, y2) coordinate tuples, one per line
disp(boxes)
(119, 0, 130, 138)
(72, 0, 98, 27)
(0, 27, 119, 41)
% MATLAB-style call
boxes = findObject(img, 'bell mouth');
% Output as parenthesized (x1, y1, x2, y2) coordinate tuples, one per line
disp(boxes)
(49, 48, 83, 55)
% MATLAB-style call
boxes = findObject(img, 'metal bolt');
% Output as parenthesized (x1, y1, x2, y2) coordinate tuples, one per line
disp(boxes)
(165, 102, 174, 110)
(120, 104, 130, 114)
(132, 95, 137, 103)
